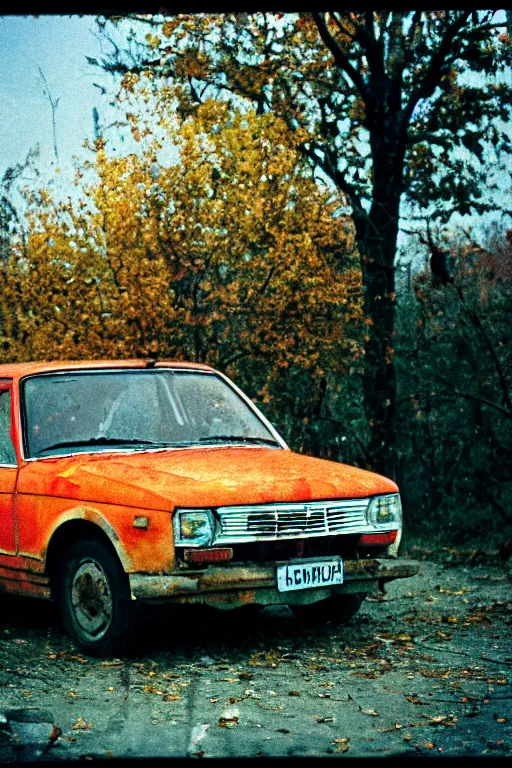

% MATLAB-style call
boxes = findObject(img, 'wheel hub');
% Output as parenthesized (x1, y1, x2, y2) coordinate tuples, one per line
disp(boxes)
(71, 561, 113, 640)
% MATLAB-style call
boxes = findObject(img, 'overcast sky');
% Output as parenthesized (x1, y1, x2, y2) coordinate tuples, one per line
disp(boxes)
(0, 15, 110, 181)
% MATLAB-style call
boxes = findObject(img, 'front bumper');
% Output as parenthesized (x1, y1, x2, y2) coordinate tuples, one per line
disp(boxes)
(128, 557, 420, 609)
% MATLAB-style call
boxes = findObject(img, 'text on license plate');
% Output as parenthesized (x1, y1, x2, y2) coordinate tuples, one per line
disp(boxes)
(276, 559, 344, 592)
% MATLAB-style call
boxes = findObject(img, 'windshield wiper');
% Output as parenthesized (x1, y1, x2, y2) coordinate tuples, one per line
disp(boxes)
(35, 437, 186, 456)
(197, 435, 279, 446)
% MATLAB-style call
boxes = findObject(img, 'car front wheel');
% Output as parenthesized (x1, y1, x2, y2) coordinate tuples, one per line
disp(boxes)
(291, 593, 363, 625)
(57, 539, 133, 657)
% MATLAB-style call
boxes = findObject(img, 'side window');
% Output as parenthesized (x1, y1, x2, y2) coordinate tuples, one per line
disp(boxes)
(0, 388, 16, 465)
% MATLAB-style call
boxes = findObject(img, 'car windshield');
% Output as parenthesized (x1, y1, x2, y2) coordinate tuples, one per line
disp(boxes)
(22, 369, 280, 458)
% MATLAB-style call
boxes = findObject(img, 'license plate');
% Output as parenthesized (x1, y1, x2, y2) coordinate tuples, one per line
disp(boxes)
(276, 559, 344, 593)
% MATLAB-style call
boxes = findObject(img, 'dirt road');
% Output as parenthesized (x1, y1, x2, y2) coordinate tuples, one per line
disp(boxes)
(0, 556, 511, 759)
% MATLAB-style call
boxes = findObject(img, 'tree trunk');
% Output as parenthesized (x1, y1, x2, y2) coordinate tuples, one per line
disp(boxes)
(353, 154, 403, 477)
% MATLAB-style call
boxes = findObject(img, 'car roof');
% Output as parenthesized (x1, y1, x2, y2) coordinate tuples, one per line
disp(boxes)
(0, 359, 215, 381)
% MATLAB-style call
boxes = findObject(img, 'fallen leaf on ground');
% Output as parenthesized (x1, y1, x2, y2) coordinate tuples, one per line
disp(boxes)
(71, 717, 92, 731)
(405, 695, 426, 705)
(361, 709, 378, 717)
(219, 717, 239, 728)
(465, 613, 491, 624)
(425, 714, 457, 726)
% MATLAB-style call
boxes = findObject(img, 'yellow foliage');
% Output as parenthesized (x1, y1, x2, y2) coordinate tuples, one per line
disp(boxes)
(1, 98, 363, 394)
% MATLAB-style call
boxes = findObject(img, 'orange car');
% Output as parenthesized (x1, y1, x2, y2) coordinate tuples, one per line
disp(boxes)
(0, 360, 418, 655)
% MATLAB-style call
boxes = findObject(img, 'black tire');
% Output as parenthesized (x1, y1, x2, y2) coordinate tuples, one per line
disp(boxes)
(57, 539, 133, 657)
(291, 593, 364, 625)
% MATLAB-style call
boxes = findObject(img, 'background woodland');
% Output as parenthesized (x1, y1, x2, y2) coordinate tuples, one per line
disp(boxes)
(1, 11, 511, 547)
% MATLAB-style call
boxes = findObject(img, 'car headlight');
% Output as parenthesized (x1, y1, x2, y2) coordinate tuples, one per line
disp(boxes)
(367, 494, 402, 529)
(173, 509, 215, 547)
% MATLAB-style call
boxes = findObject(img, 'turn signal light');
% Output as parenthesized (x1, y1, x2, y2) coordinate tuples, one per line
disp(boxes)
(183, 548, 233, 564)
(359, 531, 398, 546)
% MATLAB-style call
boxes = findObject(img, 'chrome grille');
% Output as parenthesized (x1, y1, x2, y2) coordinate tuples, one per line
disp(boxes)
(214, 498, 372, 544)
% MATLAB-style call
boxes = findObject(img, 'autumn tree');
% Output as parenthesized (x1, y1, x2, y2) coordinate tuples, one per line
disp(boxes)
(95, 11, 512, 473)
(1, 99, 362, 452)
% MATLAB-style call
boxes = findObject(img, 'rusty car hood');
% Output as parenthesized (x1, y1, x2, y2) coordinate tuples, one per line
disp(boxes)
(18, 447, 398, 511)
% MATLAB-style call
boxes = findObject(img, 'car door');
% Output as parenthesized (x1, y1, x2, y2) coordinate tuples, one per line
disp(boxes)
(0, 380, 18, 562)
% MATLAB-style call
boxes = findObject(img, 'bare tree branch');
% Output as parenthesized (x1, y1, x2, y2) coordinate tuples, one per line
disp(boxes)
(37, 66, 60, 163)
(312, 12, 370, 104)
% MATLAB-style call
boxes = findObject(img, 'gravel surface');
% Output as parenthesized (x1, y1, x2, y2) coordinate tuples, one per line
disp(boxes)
(0, 557, 511, 759)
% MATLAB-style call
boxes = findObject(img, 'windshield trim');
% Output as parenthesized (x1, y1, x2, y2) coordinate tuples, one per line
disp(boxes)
(23, 442, 282, 462)
(19, 367, 288, 461)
